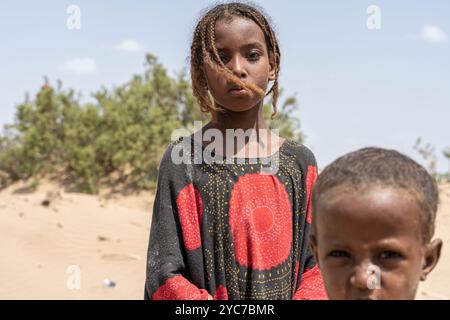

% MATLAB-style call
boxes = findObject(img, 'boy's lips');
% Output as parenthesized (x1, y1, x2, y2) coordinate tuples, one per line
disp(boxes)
(351, 293, 377, 300)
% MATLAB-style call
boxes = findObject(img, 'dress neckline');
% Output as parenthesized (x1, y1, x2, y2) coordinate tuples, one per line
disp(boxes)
(189, 134, 289, 161)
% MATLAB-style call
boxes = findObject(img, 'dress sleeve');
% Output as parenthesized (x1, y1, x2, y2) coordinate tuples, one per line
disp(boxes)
(292, 147, 328, 300)
(144, 143, 210, 300)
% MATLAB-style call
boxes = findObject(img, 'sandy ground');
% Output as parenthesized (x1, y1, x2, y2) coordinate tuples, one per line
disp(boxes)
(0, 180, 449, 300)
(0, 180, 153, 299)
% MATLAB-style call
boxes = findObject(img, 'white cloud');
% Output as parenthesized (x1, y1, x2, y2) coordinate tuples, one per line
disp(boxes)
(61, 58, 97, 74)
(419, 25, 448, 43)
(115, 39, 144, 53)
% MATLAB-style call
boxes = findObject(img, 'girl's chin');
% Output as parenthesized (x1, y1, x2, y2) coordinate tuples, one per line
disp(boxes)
(218, 102, 260, 113)
(226, 106, 255, 113)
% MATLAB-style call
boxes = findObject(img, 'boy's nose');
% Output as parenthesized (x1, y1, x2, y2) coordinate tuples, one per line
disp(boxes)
(349, 262, 376, 291)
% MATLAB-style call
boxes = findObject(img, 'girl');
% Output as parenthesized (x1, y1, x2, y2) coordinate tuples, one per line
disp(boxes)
(145, 2, 326, 300)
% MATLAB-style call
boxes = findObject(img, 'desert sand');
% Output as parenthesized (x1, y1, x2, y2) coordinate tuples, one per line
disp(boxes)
(0, 180, 449, 300)
(0, 180, 153, 299)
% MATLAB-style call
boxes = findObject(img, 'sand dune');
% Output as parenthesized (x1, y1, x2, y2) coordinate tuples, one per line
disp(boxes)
(0, 180, 448, 299)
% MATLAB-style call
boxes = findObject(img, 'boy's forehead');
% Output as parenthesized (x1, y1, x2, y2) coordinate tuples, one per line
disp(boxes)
(315, 187, 423, 238)
(323, 235, 414, 251)
(317, 185, 416, 210)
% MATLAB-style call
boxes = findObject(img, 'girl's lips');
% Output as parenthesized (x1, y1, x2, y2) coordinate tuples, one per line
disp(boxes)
(228, 88, 249, 96)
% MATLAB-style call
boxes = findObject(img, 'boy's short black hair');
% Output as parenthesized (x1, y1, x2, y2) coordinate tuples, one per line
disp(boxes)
(312, 147, 439, 243)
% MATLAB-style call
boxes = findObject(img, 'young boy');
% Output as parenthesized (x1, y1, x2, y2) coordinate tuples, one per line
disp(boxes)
(310, 147, 443, 300)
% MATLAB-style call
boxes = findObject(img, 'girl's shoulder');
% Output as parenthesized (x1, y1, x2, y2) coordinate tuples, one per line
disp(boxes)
(158, 137, 189, 173)
(156, 137, 199, 188)
(281, 139, 317, 169)
(158, 134, 205, 173)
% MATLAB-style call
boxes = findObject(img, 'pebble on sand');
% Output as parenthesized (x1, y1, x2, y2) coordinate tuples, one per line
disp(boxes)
(103, 279, 116, 288)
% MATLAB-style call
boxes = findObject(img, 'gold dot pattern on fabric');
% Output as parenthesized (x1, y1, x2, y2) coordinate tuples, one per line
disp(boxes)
(171, 138, 311, 299)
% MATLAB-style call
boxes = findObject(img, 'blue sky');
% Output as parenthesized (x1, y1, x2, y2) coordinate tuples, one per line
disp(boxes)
(0, 1, 449, 172)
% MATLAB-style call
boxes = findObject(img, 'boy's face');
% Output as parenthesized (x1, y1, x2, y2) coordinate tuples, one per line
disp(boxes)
(311, 187, 442, 300)
(203, 16, 275, 112)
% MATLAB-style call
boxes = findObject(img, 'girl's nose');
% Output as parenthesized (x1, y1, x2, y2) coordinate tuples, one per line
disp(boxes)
(229, 56, 247, 78)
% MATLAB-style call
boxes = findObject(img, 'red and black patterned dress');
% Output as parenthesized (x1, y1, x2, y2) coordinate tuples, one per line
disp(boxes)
(145, 135, 326, 300)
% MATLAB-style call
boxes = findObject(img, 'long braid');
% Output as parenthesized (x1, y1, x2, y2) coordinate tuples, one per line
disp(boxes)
(192, 22, 212, 113)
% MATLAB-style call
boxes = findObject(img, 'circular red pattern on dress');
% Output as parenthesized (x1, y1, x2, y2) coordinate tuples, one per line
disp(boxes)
(228, 173, 292, 270)
(176, 183, 203, 251)
(305, 165, 317, 224)
(252, 206, 274, 233)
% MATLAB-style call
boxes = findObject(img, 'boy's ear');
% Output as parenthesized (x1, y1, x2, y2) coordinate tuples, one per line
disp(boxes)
(420, 238, 442, 281)
(310, 233, 320, 267)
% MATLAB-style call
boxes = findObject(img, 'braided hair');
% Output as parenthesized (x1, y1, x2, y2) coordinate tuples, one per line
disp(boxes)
(190, 1, 281, 120)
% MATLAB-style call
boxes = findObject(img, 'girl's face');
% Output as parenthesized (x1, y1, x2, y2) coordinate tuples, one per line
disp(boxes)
(311, 188, 442, 300)
(203, 16, 275, 112)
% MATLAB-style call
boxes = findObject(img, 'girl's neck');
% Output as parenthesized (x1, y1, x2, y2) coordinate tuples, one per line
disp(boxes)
(210, 101, 267, 132)
(200, 101, 284, 159)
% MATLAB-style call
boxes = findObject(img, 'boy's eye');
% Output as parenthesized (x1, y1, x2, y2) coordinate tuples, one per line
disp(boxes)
(378, 251, 403, 260)
(328, 250, 351, 259)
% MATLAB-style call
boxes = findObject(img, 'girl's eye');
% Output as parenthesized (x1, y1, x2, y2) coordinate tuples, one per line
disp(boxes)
(328, 250, 351, 259)
(247, 51, 261, 61)
(379, 251, 403, 260)
(219, 55, 229, 63)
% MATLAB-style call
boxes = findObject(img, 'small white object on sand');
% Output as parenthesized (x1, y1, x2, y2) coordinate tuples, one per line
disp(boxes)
(103, 279, 116, 288)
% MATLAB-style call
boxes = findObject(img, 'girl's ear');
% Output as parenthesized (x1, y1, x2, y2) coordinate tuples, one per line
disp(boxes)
(268, 69, 276, 81)
(268, 62, 276, 81)
(268, 53, 276, 81)
(420, 238, 443, 281)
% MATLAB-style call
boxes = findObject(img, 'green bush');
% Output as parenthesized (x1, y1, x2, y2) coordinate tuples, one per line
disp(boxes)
(0, 53, 304, 193)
